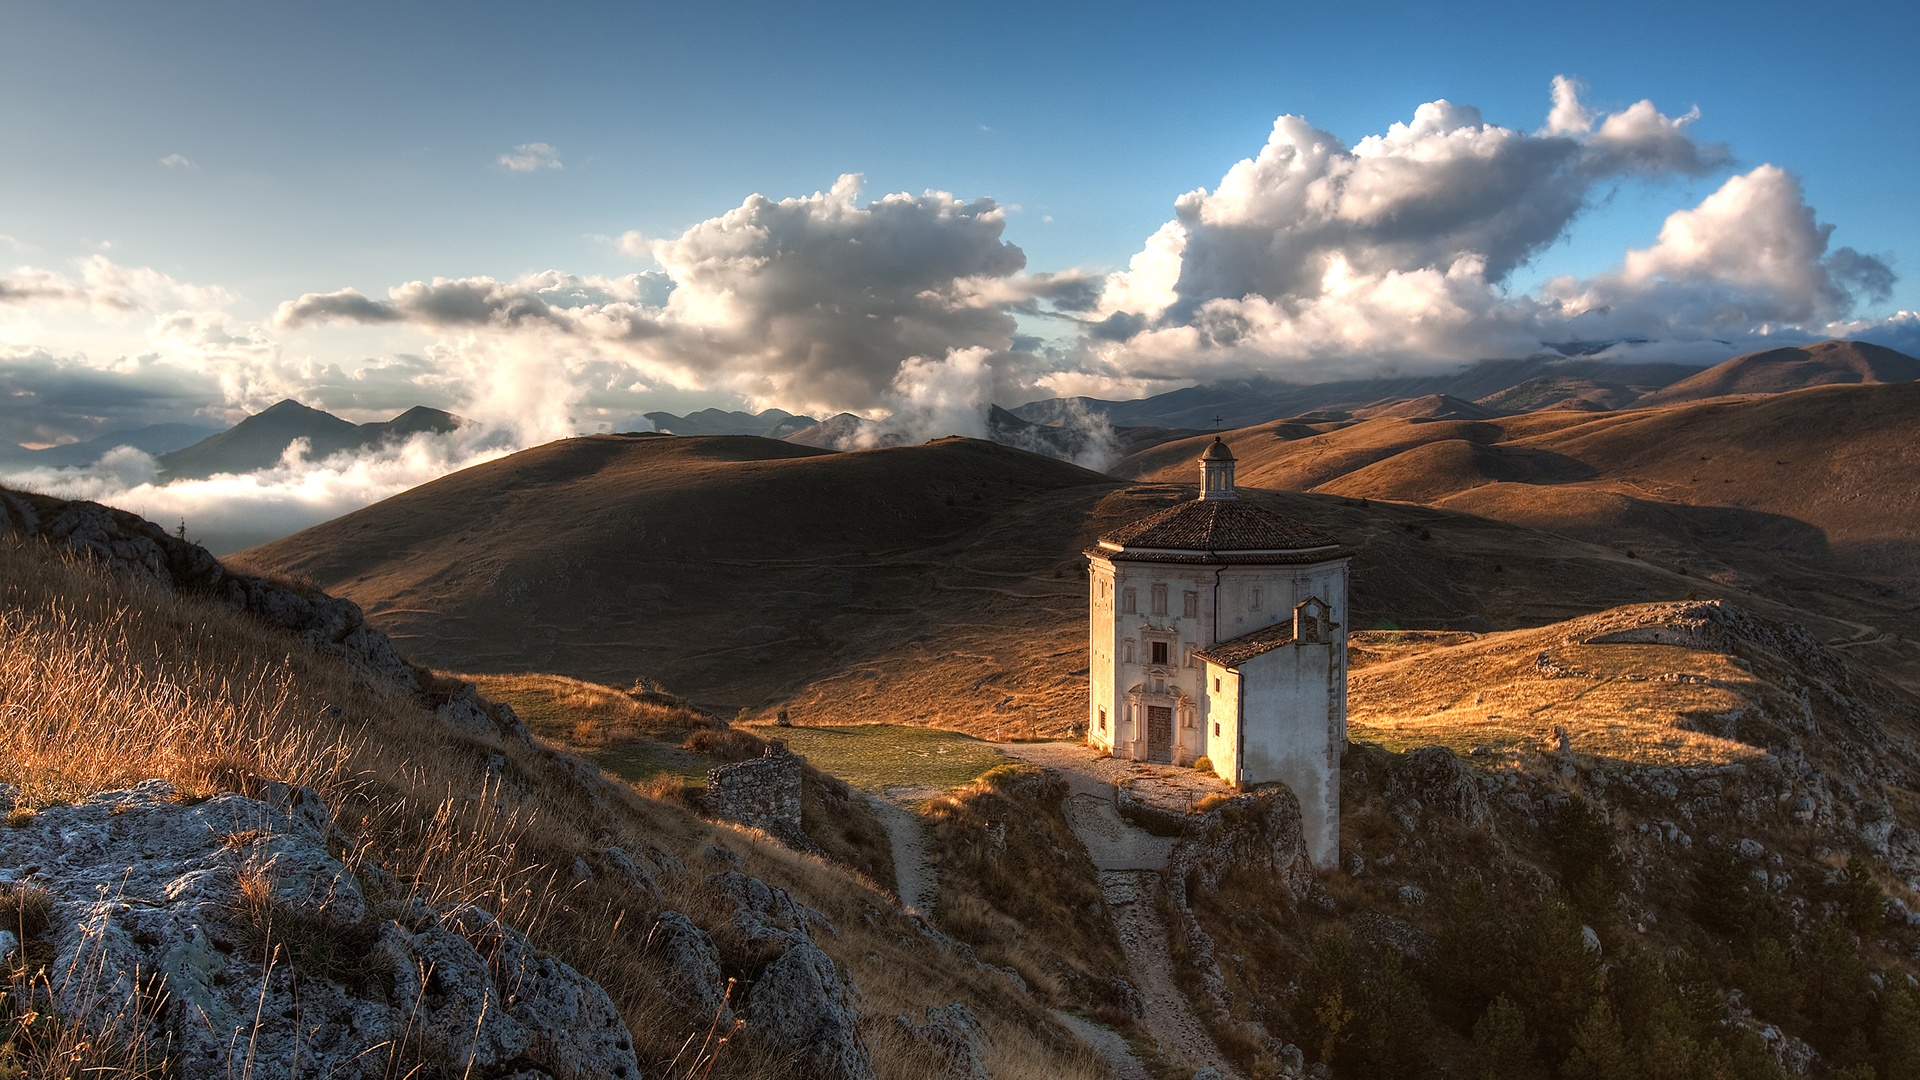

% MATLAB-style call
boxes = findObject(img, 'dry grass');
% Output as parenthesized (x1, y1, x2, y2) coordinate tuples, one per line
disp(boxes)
(1, 533, 1100, 1079)
(924, 764, 1135, 1016)
(1346, 626, 1772, 767)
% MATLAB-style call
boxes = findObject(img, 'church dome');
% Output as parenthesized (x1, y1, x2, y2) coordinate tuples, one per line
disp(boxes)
(1201, 436, 1236, 461)
(1098, 499, 1338, 555)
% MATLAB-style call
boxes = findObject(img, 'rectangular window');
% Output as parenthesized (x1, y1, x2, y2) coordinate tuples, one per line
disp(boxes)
(1122, 588, 1136, 614)
(1099, 708, 1107, 732)
(1213, 721, 1220, 736)
(1151, 584, 1168, 615)
(1150, 641, 1169, 665)
(1184, 591, 1198, 618)
(1249, 586, 1263, 611)
(1213, 677, 1221, 692)
(1124, 641, 1135, 663)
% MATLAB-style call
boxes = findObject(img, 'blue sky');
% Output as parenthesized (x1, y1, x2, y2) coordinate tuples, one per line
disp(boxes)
(2, 0, 1916, 446)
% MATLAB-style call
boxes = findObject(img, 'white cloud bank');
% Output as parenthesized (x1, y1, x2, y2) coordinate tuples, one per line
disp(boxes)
(0, 76, 1912, 546)
(269, 79, 1908, 417)
(1, 428, 516, 554)
(1074, 77, 1900, 391)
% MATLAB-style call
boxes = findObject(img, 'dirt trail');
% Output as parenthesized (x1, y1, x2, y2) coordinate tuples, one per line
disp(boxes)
(1052, 1011, 1153, 1080)
(869, 792, 938, 915)
(1001, 742, 1245, 1080)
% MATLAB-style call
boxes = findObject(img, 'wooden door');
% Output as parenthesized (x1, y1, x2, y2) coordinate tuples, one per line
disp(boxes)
(1147, 706, 1173, 763)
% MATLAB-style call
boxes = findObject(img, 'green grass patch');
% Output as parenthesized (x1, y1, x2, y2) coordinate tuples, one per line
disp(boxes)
(595, 739, 715, 785)
(746, 724, 1006, 793)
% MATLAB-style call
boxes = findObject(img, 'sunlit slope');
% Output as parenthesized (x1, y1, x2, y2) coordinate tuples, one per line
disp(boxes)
(1640, 338, 1920, 405)
(234, 432, 1879, 734)
(1117, 382, 1920, 691)
(1346, 599, 1920, 777)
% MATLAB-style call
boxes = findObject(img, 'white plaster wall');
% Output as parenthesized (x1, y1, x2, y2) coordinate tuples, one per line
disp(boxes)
(1237, 641, 1342, 869)
(1202, 664, 1240, 779)
(1088, 560, 1117, 753)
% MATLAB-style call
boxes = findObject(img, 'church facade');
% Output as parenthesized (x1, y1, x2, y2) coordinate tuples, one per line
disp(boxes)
(1086, 437, 1351, 868)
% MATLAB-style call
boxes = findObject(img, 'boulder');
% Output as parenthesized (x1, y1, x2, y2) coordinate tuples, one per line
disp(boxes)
(705, 869, 872, 1080)
(649, 911, 734, 1025)
(0, 781, 640, 1079)
(894, 1004, 991, 1080)
(1166, 787, 1313, 901)
(746, 939, 874, 1080)
(1386, 746, 1491, 829)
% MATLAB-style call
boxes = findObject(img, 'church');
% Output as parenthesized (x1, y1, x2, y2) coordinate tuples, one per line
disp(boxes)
(1086, 437, 1351, 868)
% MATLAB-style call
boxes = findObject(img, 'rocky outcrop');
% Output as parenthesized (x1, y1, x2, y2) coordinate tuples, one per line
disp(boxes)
(1166, 787, 1314, 902)
(0, 486, 418, 692)
(648, 911, 734, 1025)
(0, 781, 640, 1079)
(705, 742, 808, 850)
(704, 869, 874, 1080)
(894, 1004, 991, 1080)
(1385, 746, 1491, 829)
(1161, 787, 1314, 1068)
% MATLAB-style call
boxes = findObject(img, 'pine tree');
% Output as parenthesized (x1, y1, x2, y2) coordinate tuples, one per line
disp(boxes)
(1433, 878, 1510, 1031)
(1562, 1001, 1632, 1080)
(1877, 983, 1920, 1080)
(1510, 894, 1606, 1063)
(1472, 995, 1539, 1080)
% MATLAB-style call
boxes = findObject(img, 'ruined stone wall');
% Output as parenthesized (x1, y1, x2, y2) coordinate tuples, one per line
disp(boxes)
(707, 742, 804, 840)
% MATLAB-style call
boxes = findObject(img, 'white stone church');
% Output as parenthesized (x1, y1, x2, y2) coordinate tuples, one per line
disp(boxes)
(1086, 438, 1351, 868)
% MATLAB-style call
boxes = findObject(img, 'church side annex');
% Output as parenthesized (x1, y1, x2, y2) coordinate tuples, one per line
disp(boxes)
(1086, 437, 1353, 867)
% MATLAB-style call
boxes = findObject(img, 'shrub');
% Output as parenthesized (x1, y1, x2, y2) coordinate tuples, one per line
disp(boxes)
(1192, 756, 1214, 774)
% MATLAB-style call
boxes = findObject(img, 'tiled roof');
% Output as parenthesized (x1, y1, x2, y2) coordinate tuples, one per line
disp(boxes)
(1196, 623, 1297, 667)
(1099, 499, 1339, 553)
(1083, 547, 1353, 566)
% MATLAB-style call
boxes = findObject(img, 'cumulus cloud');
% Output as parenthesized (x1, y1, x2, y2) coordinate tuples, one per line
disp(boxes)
(275, 175, 1067, 417)
(0, 256, 235, 317)
(1074, 78, 1895, 388)
(159, 154, 195, 168)
(498, 143, 562, 172)
(1539, 164, 1897, 338)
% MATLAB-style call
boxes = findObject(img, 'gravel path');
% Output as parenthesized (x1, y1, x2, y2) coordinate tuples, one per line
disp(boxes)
(869, 792, 938, 915)
(1053, 1011, 1153, 1080)
(1001, 742, 1245, 1080)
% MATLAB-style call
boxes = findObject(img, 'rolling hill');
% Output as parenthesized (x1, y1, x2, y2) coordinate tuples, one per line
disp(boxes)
(230, 431, 1886, 731)
(1117, 380, 1920, 692)
(1639, 338, 1920, 405)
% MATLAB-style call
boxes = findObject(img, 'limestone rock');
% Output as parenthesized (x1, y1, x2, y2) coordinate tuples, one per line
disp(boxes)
(706, 870, 835, 947)
(1166, 787, 1313, 901)
(0, 781, 640, 1079)
(1386, 746, 1491, 829)
(747, 939, 874, 1080)
(894, 1003, 991, 1080)
(649, 911, 733, 1024)
(705, 870, 872, 1080)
